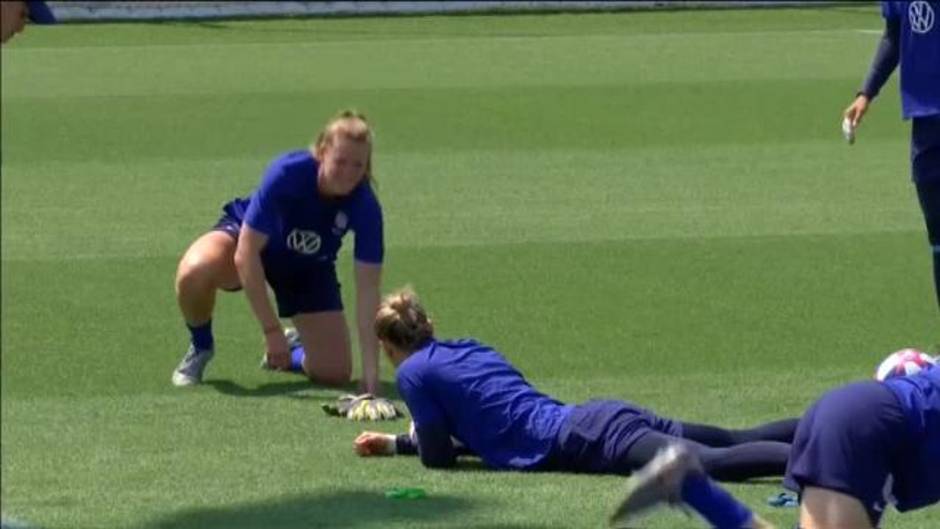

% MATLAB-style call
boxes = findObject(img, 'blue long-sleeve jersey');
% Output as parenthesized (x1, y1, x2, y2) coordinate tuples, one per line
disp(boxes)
(881, 367, 940, 511)
(396, 338, 573, 470)
(864, 2, 940, 119)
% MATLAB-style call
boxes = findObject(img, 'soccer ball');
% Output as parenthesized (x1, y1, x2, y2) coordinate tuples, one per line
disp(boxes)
(874, 348, 937, 381)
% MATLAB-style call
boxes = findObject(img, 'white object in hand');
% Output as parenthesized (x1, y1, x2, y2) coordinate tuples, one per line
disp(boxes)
(841, 117, 856, 145)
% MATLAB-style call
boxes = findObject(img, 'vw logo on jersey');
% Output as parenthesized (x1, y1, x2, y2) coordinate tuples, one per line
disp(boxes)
(286, 229, 321, 255)
(332, 211, 349, 236)
(909, 1, 935, 34)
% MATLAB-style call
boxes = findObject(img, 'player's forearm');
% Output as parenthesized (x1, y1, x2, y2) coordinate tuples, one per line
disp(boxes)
(355, 262, 382, 389)
(356, 297, 379, 383)
(410, 421, 459, 468)
(859, 18, 900, 100)
(393, 441, 461, 468)
(382, 434, 458, 459)
(394, 433, 473, 458)
(357, 319, 380, 388)
(419, 443, 457, 469)
(395, 434, 419, 455)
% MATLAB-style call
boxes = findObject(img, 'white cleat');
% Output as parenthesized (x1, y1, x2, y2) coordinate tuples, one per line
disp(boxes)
(609, 443, 702, 528)
(172, 344, 214, 386)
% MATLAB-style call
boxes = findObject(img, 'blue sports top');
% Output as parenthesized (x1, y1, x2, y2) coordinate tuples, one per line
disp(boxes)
(881, 2, 940, 118)
(242, 150, 383, 276)
(882, 366, 940, 511)
(396, 338, 574, 470)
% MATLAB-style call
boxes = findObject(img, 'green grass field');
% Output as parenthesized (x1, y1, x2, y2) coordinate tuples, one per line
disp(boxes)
(2, 5, 938, 528)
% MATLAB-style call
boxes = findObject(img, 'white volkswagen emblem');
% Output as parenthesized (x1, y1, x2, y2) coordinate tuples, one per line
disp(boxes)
(332, 211, 349, 236)
(335, 212, 348, 230)
(909, 1, 935, 34)
(286, 229, 321, 255)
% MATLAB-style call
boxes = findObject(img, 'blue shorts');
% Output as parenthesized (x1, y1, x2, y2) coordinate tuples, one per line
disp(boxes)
(545, 399, 682, 475)
(912, 115, 940, 183)
(784, 381, 911, 526)
(212, 197, 250, 244)
(211, 198, 343, 318)
(263, 264, 342, 318)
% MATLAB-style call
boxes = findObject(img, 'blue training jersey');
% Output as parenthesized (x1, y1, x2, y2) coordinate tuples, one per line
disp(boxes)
(241, 150, 383, 276)
(396, 338, 574, 470)
(883, 1, 940, 118)
(882, 366, 940, 511)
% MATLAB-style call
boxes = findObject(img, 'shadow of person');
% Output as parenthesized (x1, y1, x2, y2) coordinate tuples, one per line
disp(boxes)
(142, 489, 480, 529)
(204, 379, 315, 398)
(292, 379, 401, 400)
(204, 378, 401, 400)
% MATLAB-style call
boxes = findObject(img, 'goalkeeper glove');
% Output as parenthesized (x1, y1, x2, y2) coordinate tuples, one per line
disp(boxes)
(322, 393, 401, 421)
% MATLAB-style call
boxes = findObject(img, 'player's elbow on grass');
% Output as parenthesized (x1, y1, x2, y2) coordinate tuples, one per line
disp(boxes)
(416, 438, 457, 469)
(419, 451, 456, 469)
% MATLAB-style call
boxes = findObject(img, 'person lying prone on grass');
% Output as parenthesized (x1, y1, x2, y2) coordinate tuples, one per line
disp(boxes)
(353, 287, 798, 482)
(607, 365, 940, 529)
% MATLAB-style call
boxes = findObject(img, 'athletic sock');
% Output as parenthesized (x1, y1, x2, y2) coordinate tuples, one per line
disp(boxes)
(680, 472, 754, 529)
(289, 344, 306, 373)
(187, 320, 214, 351)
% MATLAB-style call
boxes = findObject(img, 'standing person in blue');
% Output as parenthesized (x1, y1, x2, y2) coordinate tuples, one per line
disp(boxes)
(353, 287, 798, 482)
(172, 110, 384, 394)
(843, 1, 940, 316)
(1, 1, 56, 45)
(610, 366, 940, 529)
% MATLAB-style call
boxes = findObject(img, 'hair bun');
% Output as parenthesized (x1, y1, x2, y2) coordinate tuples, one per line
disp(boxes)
(389, 289, 416, 314)
(375, 287, 432, 352)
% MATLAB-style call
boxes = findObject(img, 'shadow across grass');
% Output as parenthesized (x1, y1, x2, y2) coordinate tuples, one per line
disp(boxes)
(205, 378, 401, 399)
(205, 379, 319, 398)
(141, 489, 481, 529)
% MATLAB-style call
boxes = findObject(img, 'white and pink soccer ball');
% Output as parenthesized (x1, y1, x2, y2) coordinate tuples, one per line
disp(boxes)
(874, 348, 937, 381)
